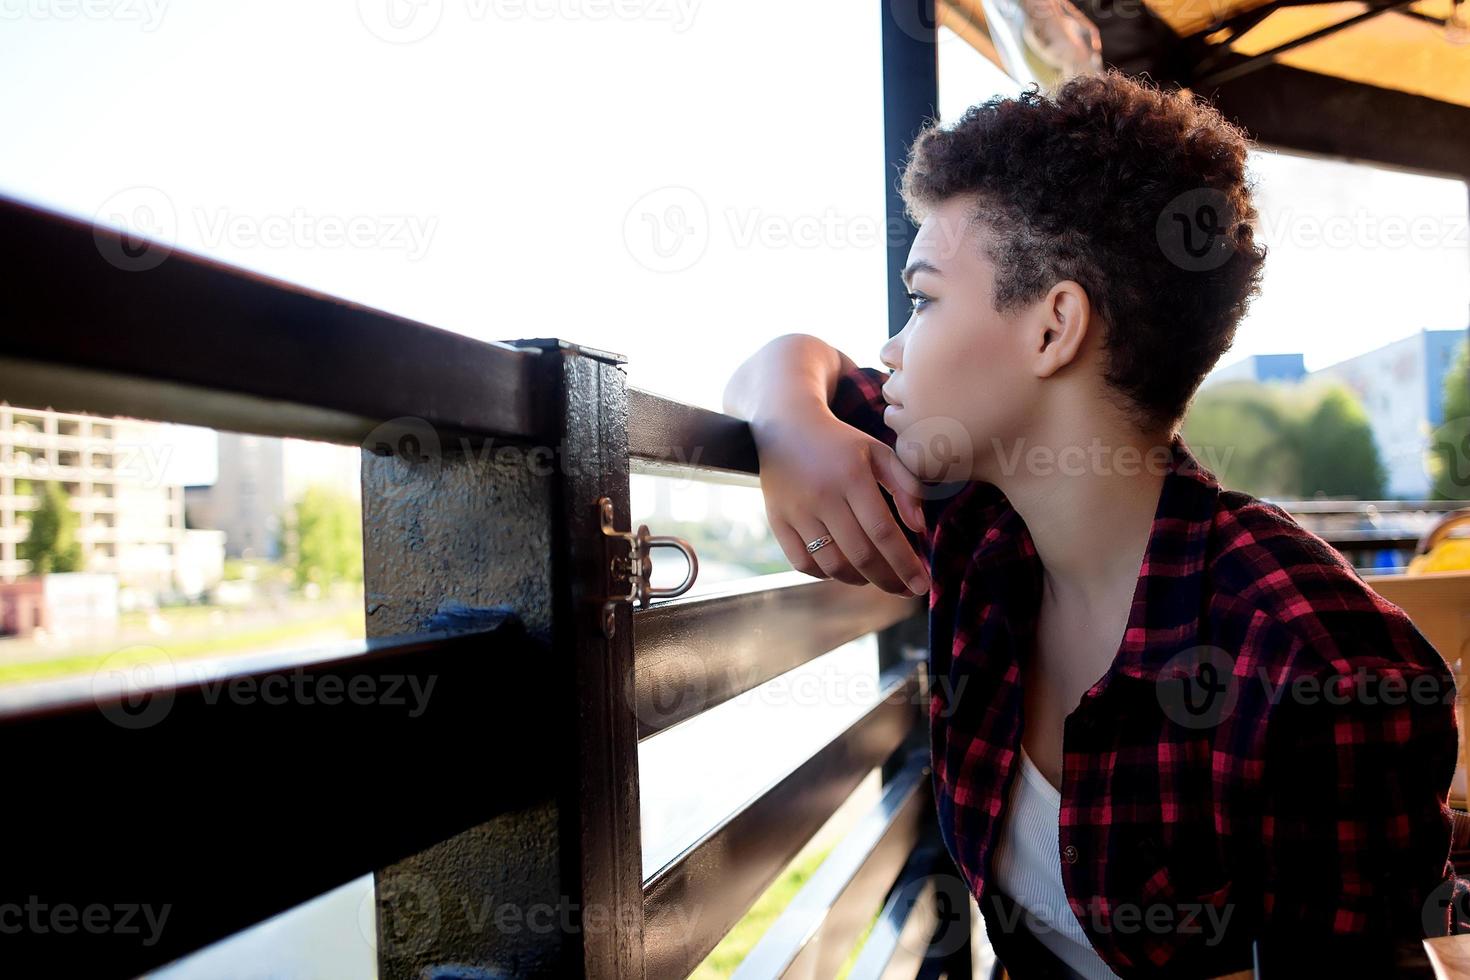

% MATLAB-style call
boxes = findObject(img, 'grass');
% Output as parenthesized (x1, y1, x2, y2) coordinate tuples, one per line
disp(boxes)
(691, 839, 883, 978)
(0, 608, 364, 686)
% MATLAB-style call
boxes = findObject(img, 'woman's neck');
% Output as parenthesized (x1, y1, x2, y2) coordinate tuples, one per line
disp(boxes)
(986, 424, 1172, 614)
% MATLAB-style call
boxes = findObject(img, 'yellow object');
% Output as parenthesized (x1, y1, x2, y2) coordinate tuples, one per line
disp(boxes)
(1407, 538, 1470, 575)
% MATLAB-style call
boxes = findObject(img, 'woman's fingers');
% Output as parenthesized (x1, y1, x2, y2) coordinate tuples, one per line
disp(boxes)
(845, 473, 931, 595)
(790, 516, 866, 586)
(869, 442, 929, 536)
(818, 501, 917, 596)
(771, 518, 830, 580)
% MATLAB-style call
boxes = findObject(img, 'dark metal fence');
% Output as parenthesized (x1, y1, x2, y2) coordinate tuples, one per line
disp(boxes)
(0, 194, 975, 978)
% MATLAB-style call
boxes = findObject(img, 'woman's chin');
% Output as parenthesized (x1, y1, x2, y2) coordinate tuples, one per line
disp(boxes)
(894, 416, 975, 484)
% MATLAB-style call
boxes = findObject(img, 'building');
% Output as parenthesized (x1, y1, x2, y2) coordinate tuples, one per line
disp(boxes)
(185, 432, 360, 560)
(0, 403, 225, 599)
(185, 430, 287, 560)
(1200, 352, 1307, 388)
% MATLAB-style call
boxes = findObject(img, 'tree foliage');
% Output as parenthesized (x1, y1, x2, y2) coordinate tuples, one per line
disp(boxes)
(282, 484, 363, 590)
(1429, 337, 1470, 501)
(19, 481, 83, 575)
(1182, 378, 1386, 498)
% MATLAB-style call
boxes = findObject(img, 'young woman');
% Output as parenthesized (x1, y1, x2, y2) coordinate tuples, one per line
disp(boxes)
(723, 70, 1466, 978)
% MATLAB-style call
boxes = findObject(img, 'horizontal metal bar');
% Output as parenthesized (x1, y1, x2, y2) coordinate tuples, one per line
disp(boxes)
(1195, 0, 1413, 89)
(1269, 499, 1465, 514)
(641, 661, 924, 980)
(845, 841, 947, 980)
(1318, 531, 1421, 550)
(0, 195, 545, 446)
(628, 387, 759, 475)
(634, 572, 923, 740)
(731, 752, 933, 979)
(0, 616, 554, 976)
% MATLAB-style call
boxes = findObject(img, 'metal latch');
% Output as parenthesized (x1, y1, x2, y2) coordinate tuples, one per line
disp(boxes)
(596, 495, 698, 638)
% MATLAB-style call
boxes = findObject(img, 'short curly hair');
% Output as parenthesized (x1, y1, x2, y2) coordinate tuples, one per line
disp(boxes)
(899, 69, 1268, 433)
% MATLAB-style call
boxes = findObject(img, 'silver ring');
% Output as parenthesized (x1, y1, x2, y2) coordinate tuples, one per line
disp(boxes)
(805, 533, 833, 555)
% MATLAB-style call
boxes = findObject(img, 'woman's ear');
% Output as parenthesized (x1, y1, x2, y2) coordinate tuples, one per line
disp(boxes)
(1031, 279, 1092, 379)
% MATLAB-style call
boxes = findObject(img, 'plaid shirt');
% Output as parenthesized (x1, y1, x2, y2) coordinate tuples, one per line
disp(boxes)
(830, 365, 1469, 978)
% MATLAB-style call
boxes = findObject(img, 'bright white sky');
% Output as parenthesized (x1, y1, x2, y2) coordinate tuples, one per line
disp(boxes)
(1, 7, 1465, 487)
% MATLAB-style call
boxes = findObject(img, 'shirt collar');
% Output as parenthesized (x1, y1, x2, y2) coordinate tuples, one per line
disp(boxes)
(971, 432, 1223, 684)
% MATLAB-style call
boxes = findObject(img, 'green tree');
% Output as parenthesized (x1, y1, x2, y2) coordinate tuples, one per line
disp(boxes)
(1296, 384, 1386, 498)
(1182, 378, 1385, 498)
(19, 481, 83, 574)
(1429, 337, 1470, 500)
(283, 485, 363, 590)
(1181, 381, 1300, 497)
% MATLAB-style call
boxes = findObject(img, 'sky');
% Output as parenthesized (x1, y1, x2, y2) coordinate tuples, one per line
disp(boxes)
(0, 8, 1465, 483)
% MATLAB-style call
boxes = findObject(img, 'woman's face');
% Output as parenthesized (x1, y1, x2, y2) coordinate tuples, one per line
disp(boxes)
(878, 197, 1038, 484)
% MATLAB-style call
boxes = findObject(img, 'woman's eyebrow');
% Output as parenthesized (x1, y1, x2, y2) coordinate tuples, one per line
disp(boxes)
(901, 259, 944, 287)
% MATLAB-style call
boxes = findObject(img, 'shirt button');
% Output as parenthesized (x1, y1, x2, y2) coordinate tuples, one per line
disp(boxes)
(1062, 845, 1079, 864)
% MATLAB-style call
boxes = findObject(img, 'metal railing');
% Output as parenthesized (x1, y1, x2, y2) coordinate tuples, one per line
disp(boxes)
(0, 194, 973, 978)
(1268, 499, 1468, 573)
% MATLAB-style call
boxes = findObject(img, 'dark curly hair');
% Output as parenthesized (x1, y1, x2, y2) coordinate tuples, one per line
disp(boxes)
(899, 69, 1268, 433)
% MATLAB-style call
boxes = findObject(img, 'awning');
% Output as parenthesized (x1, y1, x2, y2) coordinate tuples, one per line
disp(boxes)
(939, 0, 1470, 179)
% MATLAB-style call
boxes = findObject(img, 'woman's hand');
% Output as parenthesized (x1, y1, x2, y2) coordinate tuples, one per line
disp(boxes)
(749, 407, 932, 598)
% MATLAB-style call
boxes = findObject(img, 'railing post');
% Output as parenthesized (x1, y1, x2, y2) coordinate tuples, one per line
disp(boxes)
(880, 2, 977, 974)
(360, 337, 645, 979)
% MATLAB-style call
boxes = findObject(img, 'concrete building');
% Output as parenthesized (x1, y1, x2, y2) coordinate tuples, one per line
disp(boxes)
(0, 403, 226, 599)
(1201, 352, 1308, 388)
(185, 430, 287, 560)
(185, 432, 360, 560)
(1307, 329, 1465, 498)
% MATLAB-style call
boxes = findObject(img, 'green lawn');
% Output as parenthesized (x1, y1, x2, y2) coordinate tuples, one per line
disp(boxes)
(692, 839, 882, 978)
(0, 608, 364, 686)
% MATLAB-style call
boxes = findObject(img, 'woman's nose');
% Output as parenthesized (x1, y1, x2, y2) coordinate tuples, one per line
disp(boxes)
(880, 337, 903, 372)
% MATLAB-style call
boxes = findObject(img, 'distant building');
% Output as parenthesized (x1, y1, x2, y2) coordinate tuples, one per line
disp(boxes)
(0, 404, 225, 598)
(1202, 330, 1466, 498)
(185, 432, 359, 560)
(1201, 352, 1307, 388)
(185, 431, 287, 560)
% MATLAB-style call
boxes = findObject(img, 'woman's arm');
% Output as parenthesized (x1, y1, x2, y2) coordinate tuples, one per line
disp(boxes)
(722, 334, 931, 598)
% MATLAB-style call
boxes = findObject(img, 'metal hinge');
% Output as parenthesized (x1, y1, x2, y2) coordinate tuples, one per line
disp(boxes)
(596, 495, 699, 638)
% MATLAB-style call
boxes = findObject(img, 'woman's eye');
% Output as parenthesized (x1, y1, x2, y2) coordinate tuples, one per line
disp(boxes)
(906, 290, 930, 312)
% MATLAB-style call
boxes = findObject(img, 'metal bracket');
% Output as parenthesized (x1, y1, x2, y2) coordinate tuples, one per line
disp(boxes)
(596, 495, 699, 638)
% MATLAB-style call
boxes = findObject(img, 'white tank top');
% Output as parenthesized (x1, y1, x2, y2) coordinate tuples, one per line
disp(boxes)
(991, 743, 1122, 980)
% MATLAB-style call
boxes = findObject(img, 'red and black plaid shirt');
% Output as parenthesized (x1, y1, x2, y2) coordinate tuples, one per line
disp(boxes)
(831, 364, 1469, 978)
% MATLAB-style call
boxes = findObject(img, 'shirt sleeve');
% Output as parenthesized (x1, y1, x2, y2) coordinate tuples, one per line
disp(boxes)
(1255, 638, 1468, 975)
